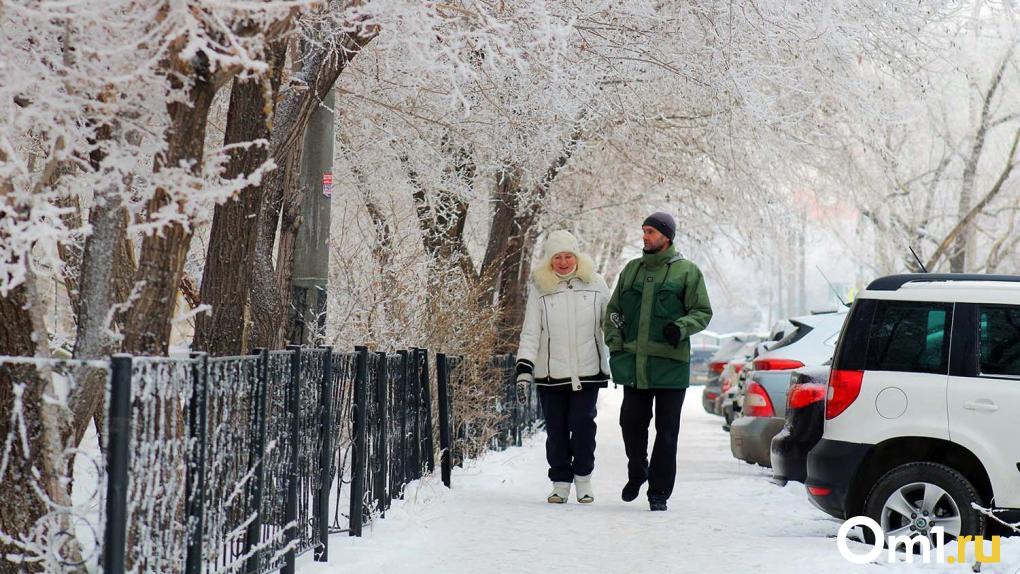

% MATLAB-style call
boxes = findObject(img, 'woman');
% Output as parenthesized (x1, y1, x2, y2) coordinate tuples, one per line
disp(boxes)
(516, 230, 611, 504)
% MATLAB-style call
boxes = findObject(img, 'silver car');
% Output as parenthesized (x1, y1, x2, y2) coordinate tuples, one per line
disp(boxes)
(729, 310, 848, 467)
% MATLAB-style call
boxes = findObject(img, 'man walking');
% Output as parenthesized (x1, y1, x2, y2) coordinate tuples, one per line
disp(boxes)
(604, 212, 713, 511)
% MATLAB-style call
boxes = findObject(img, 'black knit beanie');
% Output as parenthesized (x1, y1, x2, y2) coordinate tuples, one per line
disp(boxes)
(642, 212, 676, 242)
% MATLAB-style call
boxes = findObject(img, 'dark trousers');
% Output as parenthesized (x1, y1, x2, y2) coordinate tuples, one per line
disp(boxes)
(538, 387, 599, 483)
(619, 387, 687, 500)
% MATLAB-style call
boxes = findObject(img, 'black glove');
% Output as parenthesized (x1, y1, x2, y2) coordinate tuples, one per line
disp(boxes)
(515, 360, 534, 403)
(662, 323, 683, 348)
(515, 381, 529, 405)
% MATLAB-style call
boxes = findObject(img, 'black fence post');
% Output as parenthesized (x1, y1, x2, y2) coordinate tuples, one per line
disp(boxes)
(510, 353, 522, 447)
(283, 346, 301, 574)
(397, 349, 409, 498)
(436, 353, 452, 488)
(419, 349, 435, 474)
(185, 352, 209, 574)
(374, 351, 388, 516)
(315, 347, 333, 562)
(245, 348, 270, 574)
(102, 354, 132, 574)
(350, 346, 369, 536)
(408, 348, 421, 480)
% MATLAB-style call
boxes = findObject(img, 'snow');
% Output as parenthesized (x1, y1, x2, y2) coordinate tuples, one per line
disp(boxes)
(297, 386, 1019, 574)
(71, 422, 105, 571)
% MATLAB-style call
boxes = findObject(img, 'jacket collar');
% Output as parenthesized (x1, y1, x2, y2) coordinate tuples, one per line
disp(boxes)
(641, 245, 679, 269)
(532, 252, 597, 294)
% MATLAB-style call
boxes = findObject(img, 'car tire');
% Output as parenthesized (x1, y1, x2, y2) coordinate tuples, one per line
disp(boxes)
(861, 462, 985, 546)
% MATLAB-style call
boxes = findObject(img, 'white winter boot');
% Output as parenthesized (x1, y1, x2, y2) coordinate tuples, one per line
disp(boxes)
(547, 482, 571, 504)
(574, 474, 594, 504)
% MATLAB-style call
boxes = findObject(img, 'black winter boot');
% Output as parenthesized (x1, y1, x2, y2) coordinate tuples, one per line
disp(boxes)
(621, 479, 645, 502)
(649, 496, 667, 512)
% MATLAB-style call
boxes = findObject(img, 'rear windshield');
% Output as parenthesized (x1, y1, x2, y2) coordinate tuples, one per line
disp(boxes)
(767, 321, 812, 352)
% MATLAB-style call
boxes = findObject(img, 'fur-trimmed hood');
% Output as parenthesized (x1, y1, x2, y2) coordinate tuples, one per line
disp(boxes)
(531, 252, 601, 295)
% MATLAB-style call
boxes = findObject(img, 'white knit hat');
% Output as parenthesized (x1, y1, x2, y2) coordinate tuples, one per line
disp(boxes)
(542, 230, 579, 260)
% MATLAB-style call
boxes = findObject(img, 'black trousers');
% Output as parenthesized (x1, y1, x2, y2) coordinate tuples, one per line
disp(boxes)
(538, 387, 599, 482)
(619, 387, 687, 500)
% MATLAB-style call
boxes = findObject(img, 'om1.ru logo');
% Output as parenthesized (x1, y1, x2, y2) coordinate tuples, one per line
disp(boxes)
(837, 516, 1001, 564)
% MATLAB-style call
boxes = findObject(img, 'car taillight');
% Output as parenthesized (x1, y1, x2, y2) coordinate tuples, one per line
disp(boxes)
(808, 486, 832, 496)
(744, 382, 775, 417)
(709, 361, 726, 374)
(787, 383, 827, 410)
(753, 358, 805, 371)
(825, 369, 864, 420)
(705, 392, 718, 400)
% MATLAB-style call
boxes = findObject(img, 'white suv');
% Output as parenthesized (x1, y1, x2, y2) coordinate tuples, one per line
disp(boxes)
(806, 274, 1020, 543)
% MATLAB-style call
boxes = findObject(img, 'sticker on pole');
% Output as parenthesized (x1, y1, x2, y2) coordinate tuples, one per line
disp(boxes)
(322, 173, 333, 198)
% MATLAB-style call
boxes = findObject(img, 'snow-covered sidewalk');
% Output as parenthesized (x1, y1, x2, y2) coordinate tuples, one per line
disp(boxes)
(297, 386, 1019, 574)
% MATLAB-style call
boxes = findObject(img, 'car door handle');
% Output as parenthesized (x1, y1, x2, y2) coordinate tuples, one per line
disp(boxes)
(963, 400, 999, 413)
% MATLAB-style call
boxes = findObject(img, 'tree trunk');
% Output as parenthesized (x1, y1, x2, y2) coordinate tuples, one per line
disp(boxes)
(477, 168, 522, 306)
(121, 65, 219, 356)
(950, 49, 1013, 272)
(479, 122, 584, 350)
(68, 186, 130, 441)
(248, 30, 376, 350)
(194, 42, 287, 356)
(0, 276, 81, 570)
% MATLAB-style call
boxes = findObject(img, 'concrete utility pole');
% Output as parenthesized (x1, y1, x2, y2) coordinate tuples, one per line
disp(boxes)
(289, 89, 335, 345)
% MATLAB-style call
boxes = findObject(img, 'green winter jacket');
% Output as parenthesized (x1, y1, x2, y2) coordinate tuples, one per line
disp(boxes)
(603, 246, 713, 390)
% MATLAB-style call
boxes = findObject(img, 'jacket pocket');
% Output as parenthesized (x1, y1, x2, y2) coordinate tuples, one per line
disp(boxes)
(653, 281, 684, 318)
(646, 357, 690, 389)
(650, 282, 685, 344)
(609, 351, 637, 385)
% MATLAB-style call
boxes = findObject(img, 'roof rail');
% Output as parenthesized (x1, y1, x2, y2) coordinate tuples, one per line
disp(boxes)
(866, 273, 1020, 292)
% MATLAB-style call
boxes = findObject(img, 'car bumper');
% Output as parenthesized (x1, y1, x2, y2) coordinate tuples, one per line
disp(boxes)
(770, 402, 825, 484)
(701, 386, 721, 414)
(805, 438, 872, 520)
(730, 416, 784, 467)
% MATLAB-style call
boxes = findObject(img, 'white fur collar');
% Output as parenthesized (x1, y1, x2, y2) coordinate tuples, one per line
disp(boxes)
(532, 253, 598, 294)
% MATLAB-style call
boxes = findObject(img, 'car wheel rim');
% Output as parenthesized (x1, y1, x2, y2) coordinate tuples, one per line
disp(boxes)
(880, 482, 962, 545)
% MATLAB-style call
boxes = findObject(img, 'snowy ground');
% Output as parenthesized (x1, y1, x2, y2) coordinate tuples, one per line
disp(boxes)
(297, 386, 1020, 574)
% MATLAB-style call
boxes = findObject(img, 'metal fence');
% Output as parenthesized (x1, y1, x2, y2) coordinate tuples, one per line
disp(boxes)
(0, 347, 540, 573)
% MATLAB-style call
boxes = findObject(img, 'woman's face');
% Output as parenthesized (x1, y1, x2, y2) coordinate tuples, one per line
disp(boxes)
(551, 252, 577, 275)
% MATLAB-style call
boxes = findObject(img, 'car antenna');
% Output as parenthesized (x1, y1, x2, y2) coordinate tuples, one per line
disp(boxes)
(908, 246, 929, 273)
(816, 266, 849, 308)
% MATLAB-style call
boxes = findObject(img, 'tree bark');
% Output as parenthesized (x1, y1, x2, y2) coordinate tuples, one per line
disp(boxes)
(248, 29, 376, 350)
(0, 275, 80, 570)
(121, 61, 220, 356)
(193, 42, 287, 356)
(479, 122, 584, 350)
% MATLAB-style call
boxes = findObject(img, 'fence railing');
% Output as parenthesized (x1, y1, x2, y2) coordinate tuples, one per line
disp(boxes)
(0, 347, 539, 573)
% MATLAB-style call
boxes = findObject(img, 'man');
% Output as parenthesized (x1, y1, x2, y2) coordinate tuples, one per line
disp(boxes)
(603, 212, 713, 511)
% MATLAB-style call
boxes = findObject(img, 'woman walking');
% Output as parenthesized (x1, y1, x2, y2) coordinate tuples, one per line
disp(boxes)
(515, 230, 611, 504)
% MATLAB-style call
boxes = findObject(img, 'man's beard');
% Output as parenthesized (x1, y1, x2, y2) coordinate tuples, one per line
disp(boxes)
(643, 241, 668, 254)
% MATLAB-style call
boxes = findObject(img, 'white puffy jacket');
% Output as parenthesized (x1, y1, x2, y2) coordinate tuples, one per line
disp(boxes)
(516, 253, 611, 390)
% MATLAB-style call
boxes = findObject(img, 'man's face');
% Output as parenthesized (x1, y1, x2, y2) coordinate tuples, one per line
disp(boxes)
(642, 225, 670, 253)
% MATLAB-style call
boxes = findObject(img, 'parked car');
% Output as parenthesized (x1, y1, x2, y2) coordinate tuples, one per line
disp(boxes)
(725, 320, 802, 428)
(720, 360, 750, 430)
(717, 342, 758, 425)
(730, 311, 847, 465)
(806, 273, 1020, 545)
(770, 366, 829, 484)
(702, 335, 761, 415)
(690, 343, 720, 386)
